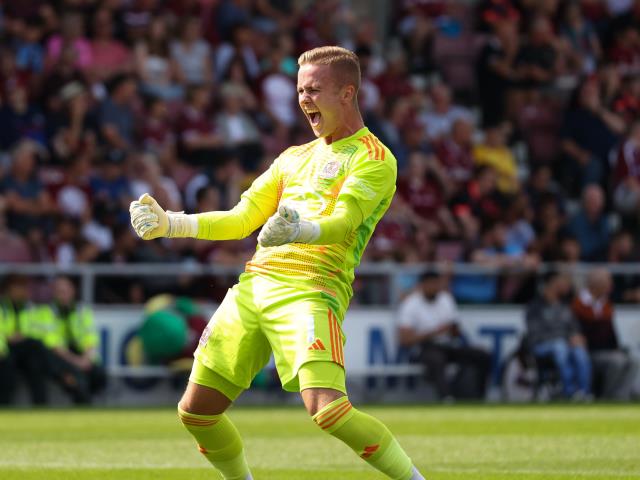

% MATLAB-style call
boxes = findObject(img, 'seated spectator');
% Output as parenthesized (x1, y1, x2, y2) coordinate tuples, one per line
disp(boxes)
(566, 184, 611, 261)
(434, 117, 475, 195)
(215, 23, 260, 83)
(560, 1, 602, 74)
(89, 9, 132, 83)
(44, 11, 92, 72)
(475, 13, 519, 125)
(560, 78, 624, 194)
(473, 121, 518, 196)
(1, 140, 53, 235)
(612, 75, 640, 124)
(532, 193, 567, 261)
(14, 15, 45, 75)
(397, 151, 458, 239)
(215, 85, 263, 171)
(134, 15, 184, 101)
(418, 83, 472, 141)
(572, 268, 637, 400)
(49, 81, 98, 164)
(40, 276, 106, 404)
(608, 23, 640, 76)
(525, 271, 592, 400)
(0, 85, 47, 150)
(170, 17, 213, 86)
(98, 73, 139, 150)
(608, 230, 640, 303)
(89, 149, 133, 224)
(397, 271, 491, 400)
(451, 165, 505, 241)
(612, 120, 640, 219)
(177, 85, 225, 166)
(129, 152, 182, 213)
(0, 274, 50, 405)
(260, 47, 297, 130)
(453, 220, 539, 303)
(140, 96, 175, 155)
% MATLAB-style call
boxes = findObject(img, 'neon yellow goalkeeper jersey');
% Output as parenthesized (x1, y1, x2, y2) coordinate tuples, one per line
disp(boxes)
(196, 127, 396, 314)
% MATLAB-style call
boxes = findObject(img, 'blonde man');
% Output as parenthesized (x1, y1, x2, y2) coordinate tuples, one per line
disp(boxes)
(130, 46, 424, 480)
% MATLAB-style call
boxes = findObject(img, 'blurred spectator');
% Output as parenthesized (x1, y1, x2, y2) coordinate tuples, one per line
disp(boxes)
(98, 73, 139, 150)
(1, 140, 53, 235)
(49, 81, 98, 163)
(397, 151, 458, 239)
(13, 15, 45, 76)
(177, 85, 224, 166)
(451, 165, 505, 241)
(608, 23, 640, 75)
(89, 149, 132, 223)
(532, 193, 567, 261)
(171, 17, 213, 86)
(260, 46, 297, 130)
(419, 83, 472, 141)
(433, 117, 475, 194)
(215, 85, 263, 171)
(612, 120, 640, 220)
(40, 276, 106, 404)
(608, 230, 640, 303)
(572, 268, 637, 400)
(397, 271, 491, 400)
(612, 74, 640, 123)
(374, 49, 414, 102)
(216, 23, 260, 82)
(134, 15, 184, 101)
(45, 11, 92, 72)
(0, 84, 47, 150)
(525, 271, 592, 399)
(453, 220, 539, 303)
(560, 78, 625, 194)
(89, 9, 132, 84)
(129, 152, 182, 213)
(140, 96, 176, 155)
(0, 274, 50, 405)
(476, 14, 519, 125)
(559, 1, 602, 74)
(567, 184, 611, 261)
(473, 121, 518, 195)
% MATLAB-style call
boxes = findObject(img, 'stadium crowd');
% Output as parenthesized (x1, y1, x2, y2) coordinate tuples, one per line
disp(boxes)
(0, 0, 639, 305)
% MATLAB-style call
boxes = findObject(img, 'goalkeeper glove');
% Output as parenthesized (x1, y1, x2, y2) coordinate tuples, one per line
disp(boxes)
(129, 193, 197, 240)
(257, 204, 319, 247)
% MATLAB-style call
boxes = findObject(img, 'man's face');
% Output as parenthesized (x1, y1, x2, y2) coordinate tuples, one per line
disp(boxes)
(297, 64, 347, 139)
(54, 278, 75, 305)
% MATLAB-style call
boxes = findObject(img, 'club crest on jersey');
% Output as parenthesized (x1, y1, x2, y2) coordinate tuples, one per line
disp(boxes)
(319, 161, 341, 179)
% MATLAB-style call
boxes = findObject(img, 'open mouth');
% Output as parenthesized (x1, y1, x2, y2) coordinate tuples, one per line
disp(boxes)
(308, 111, 321, 127)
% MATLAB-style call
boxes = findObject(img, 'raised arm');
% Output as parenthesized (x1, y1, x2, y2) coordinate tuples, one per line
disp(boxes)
(130, 159, 281, 241)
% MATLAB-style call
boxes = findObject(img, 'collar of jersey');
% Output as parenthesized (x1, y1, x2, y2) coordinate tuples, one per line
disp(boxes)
(320, 126, 370, 151)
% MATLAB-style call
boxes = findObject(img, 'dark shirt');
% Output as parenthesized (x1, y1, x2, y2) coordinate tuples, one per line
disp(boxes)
(561, 107, 619, 163)
(525, 296, 580, 346)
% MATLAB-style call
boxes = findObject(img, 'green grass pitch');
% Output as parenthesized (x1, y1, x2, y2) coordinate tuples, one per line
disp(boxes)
(1, 404, 639, 479)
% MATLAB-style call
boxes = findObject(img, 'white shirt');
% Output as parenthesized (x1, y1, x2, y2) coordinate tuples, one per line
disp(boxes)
(397, 290, 458, 341)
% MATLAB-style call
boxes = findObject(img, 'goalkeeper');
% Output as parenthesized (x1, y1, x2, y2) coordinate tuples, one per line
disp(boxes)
(130, 46, 425, 480)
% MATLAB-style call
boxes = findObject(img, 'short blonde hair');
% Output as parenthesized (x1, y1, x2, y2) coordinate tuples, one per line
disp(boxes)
(298, 46, 361, 93)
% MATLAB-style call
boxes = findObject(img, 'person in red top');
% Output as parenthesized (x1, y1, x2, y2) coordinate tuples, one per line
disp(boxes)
(572, 268, 637, 400)
(613, 120, 640, 216)
(434, 117, 475, 195)
(397, 151, 459, 239)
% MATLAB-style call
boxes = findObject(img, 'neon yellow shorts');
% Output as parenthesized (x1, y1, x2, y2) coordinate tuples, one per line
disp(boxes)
(193, 273, 346, 396)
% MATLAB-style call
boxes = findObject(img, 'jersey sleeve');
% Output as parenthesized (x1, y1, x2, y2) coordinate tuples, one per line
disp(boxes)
(195, 157, 283, 240)
(312, 150, 396, 244)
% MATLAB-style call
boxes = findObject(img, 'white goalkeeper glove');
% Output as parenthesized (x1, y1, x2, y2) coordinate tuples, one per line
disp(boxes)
(129, 193, 197, 240)
(258, 204, 320, 247)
